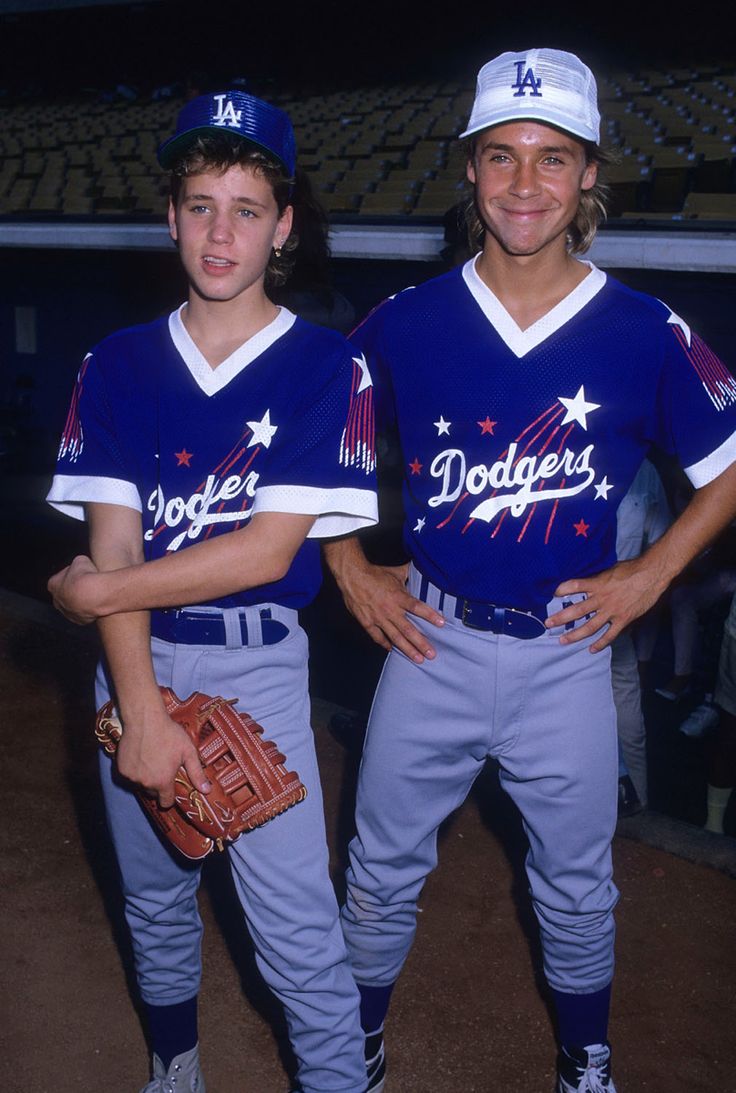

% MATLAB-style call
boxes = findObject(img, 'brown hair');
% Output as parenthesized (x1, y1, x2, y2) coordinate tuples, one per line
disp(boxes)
(463, 137, 615, 256)
(168, 132, 297, 287)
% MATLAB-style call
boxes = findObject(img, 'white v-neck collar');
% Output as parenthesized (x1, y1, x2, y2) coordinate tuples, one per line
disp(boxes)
(168, 304, 297, 396)
(462, 255, 606, 359)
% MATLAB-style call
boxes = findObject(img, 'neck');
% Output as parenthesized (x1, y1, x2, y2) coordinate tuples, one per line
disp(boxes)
(182, 289, 279, 368)
(474, 241, 590, 330)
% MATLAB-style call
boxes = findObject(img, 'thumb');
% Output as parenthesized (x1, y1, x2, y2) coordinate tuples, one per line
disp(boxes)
(182, 745, 212, 795)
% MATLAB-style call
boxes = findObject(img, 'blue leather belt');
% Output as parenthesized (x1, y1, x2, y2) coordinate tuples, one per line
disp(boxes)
(456, 598, 547, 639)
(150, 607, 289, 646)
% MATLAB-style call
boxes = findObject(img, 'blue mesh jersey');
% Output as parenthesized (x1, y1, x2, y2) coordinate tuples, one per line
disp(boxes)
(352, 258, 736, 611)
(48, 306, 377, 609)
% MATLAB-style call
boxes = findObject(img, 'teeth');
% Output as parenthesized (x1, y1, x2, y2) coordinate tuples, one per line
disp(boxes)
(204, 257, 232, 266)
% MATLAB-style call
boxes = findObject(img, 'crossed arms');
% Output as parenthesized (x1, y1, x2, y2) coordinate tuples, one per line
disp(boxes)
(68, 503, 315, 807)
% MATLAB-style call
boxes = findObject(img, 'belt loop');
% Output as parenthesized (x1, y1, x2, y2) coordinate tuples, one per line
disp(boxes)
(244, 605, 264, 648)
(222, 608, 244, 649)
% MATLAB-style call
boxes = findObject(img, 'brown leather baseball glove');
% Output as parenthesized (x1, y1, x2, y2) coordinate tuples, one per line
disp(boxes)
(95, 687, 307, 860)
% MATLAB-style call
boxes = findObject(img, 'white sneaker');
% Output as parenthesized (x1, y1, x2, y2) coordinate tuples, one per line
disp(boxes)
(140, 1044, 205, 1093)
(679, 703, 720, 737)
(557, 1042, 616, 1092)
(365, 1026, 386, 1093)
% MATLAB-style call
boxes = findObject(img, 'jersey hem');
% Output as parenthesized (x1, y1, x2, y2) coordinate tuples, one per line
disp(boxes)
(252, 484, 378, 537)
(46, 474, 142, 520)
(685, 428, 736, 488)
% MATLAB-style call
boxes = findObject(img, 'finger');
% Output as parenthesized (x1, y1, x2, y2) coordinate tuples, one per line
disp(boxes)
(366, 619, 425, 662)
(365, 624, 394, 653)
(183, 750, 212, 795)
(52, 601, 93, 626)
(558, 615, 611, 646)
(400, 595, 445, 629)
(554, 578, 587, 597)
(589, 626, 619, 653)
(545, 599, 595, 628)
(157, 787, 176, 809)
(383, 618, 436, 663)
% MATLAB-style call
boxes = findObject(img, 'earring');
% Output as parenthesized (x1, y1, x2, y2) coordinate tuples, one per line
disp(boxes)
(274, 243, 282, 257)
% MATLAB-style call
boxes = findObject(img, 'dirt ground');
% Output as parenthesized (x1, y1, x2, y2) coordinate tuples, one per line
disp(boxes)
(2, 597, 735, 1093)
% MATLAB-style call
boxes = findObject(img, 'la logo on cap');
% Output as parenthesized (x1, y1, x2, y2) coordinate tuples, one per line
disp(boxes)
(212, 94, 243, 128)
(512, 61, 543, 98)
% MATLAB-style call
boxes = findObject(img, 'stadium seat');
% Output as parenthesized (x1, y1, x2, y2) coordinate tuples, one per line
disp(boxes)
(682, 192, 736, 218)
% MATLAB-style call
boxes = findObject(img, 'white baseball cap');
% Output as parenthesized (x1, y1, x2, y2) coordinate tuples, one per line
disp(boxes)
(460, 48, 600, 144)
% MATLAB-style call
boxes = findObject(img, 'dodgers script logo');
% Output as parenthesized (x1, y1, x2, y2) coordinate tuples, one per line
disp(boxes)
(512, 61, 543, 98)
(212, 94, 243, 128)
(144, 409, 277, 550)
(429, 441, 596, 523)
(144, 471, 259, 551)
(406, 386, 612, 545)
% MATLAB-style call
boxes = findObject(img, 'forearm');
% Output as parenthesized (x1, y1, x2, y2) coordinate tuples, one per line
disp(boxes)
(550, 461, 736, 652)
(77, 511, 315, 617)
(86, 504, 208, 804)
(635, 461, 736, 587)
(323, 533, 442, 661)
(323, 534, 371, 590)
(97, 611, 163, 720)
(89, 515, 162, 719)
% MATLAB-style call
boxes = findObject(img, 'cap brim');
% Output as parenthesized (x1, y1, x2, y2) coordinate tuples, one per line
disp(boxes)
(158, 126, 292, 173)
(459, 114, 596, 144)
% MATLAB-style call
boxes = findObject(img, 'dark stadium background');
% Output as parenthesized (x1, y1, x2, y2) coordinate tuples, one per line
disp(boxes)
(1, 0, 735, 835)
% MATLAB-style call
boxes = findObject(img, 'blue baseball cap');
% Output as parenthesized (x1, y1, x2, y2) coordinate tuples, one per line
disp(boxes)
(158, 90, 296, 176)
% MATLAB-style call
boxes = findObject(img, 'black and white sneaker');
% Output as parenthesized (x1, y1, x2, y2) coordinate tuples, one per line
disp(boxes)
(556, 1042, 617, 1092)
(365, 1026, 386, 1093)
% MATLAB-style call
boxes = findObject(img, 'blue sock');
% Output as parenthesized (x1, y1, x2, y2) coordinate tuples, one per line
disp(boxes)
(144, 996, 198, 1069)
(552, 984, 611, 1050)
(358, 982, 395, 1034)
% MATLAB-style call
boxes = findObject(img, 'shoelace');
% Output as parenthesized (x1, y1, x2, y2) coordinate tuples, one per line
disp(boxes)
(574, 1061, 611, 1093)
(142, 1075, 194, 1093)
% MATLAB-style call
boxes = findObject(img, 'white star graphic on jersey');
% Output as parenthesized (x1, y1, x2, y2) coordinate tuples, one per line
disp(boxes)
(246, 409, 278, 448)
(414, 516, 426, 532)
(665, 307, 692, 347)
(594, 476, 613, 499)
(434, 416, 451, 435)
(353, 353, 373, 393)
(558, 386, 600, 430)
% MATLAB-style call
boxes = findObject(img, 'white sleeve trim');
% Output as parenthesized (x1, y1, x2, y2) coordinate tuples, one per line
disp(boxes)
(684, 428, 736, 488)
(46, 474, 143, 521)
(251, 484, 378, 538)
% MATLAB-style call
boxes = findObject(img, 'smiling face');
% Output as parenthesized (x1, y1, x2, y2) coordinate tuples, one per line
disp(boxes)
(168, 162, 293, 307)
(467, 120, 597, 261)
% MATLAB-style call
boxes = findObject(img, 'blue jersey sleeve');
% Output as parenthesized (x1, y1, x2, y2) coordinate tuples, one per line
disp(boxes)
(46, 351, 142, 520)
(349, 295, 403, 433)
(251, 338, 378, 538)
(653, 306, 736, 487)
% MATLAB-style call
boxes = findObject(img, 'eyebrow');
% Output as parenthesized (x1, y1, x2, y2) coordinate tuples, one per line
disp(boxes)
(185, 192, 269, 209)
(478, 140, 575, 156)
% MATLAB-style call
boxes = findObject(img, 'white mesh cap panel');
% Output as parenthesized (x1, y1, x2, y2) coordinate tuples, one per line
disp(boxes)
(460, 48, 600, 143)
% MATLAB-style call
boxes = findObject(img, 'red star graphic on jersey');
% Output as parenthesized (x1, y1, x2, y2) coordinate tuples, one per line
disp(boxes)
(477, 416, 497, 435)
(175, 448, 193, 466)
(573, 518, 590, 537)
(409, 456, 423, 475)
